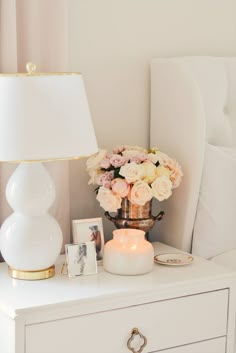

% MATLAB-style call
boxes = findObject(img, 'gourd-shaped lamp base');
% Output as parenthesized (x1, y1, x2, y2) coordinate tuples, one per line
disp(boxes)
(0, 163, 63, 280)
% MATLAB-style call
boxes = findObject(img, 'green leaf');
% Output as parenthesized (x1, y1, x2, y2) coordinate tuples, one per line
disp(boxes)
(114, 167, 124, 179)
(94, 186, 100, 195)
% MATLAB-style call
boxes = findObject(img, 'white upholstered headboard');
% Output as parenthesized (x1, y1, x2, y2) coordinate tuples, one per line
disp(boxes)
(150, 57, 236, 252)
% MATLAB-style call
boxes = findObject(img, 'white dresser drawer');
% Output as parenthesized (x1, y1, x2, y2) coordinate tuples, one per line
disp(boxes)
(26, 289, 228, 353)
(156, 337, 226, 353)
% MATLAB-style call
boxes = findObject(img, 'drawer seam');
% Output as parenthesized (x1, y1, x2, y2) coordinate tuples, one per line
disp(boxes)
(25, 287, 229, 327)
(148, 335, 227, 353)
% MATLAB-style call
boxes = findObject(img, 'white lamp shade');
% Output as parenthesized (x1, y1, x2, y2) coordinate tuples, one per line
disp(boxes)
(0, 73, 98, 161)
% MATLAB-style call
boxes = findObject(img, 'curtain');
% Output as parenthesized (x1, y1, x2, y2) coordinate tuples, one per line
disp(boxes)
(0, 0, 70, 261)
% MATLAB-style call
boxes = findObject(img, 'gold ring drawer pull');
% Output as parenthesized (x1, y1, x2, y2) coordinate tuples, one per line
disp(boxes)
(127, 328, 147, 353)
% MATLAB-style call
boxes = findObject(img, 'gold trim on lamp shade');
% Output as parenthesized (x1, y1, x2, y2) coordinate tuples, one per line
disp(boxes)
(0, 152, 97, 164)
(8, 265, 55, 280)
(0, 62, 81, 76)
(0, 72, 81, 77)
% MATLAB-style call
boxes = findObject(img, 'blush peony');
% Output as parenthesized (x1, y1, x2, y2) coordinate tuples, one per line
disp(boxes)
(110, 154, 127, 168)
(99, 157, 111, 169)
(96, 171, 114, 188)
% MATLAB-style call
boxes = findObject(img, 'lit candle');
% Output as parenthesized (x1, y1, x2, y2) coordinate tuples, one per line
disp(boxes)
(103, 229, 154, 275)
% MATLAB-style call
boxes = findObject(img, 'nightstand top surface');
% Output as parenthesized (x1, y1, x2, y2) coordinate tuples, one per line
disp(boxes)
(0, 242, 235, 318)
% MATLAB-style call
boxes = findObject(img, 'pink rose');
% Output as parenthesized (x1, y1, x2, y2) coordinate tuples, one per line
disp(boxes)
(111, 178, 130, 197)
(119, 162, 142, 184)
(110, 154, 127, 168)
(96, 187, 122, 212)
(112, 145, 126, 154)
(130, 153, 148, 164)
(100, 158, 111, 169)
(130, 181, 153, 206)
(122, 149, 142, 160)
(96, 171, 114, 188)
(165, 158, 183, 189)
(151, 176, 172, 201)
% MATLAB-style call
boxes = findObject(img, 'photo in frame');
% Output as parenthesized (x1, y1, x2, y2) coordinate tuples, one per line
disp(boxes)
(72, 218, 104, 264)
(65, 242, 97, 277)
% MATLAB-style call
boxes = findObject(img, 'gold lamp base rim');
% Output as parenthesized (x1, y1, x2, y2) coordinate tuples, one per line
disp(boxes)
(8, 265, 55, 280)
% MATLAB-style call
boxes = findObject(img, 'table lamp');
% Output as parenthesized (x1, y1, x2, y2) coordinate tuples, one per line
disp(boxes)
(0, 63, 98, 280)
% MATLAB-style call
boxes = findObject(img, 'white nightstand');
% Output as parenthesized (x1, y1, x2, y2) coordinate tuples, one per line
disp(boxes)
(0, 242, 235, 353)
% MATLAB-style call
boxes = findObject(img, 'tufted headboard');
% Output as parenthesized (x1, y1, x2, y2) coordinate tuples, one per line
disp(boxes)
(150, 57, 236, 252)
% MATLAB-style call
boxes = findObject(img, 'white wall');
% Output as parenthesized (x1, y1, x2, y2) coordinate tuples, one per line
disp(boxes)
(68, 0, 236, 241)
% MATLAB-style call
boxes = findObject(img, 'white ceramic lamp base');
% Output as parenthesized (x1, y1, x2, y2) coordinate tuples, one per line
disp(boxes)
(0, 163, 63, 280)
(103, 229, 154, 275)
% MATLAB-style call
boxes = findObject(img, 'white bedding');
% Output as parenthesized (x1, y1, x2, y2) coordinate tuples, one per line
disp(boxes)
(151, 57, 236, 351)
(192, 144, 236, 259)
(151, 57, 236, 271)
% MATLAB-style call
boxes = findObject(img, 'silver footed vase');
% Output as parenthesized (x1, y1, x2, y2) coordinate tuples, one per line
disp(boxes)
(105, 198, 164, 239)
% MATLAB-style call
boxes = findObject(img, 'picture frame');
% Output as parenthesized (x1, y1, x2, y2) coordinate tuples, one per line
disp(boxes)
(65, 242, 97, 277)
(72, 217, 105, 264)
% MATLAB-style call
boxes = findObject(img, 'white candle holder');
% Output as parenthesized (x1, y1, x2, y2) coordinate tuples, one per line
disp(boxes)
(103, 229, 154, 275)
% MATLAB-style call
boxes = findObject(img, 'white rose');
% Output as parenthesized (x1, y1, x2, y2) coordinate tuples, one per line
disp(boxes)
(119, 162, 142, 183)
(130, 181, 153, 206)
(96, 187, 122, 212)
(122, 149, 142, 159)
(147, 153, 159, 165)
(125, 145, 147, 153)
(151, 176, 172, 201)
(155, 152, 170, 165)
(86, 149, 107, 170)
(155, 166, 171, 178)
(88, 169, 100, 185)
(140, 162, 157, 184)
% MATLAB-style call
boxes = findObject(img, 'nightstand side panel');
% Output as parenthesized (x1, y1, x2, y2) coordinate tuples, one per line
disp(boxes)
(0, 311, 15, 353)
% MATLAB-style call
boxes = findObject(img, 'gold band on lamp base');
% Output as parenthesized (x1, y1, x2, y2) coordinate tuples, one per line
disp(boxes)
(8, 265, 55, 280)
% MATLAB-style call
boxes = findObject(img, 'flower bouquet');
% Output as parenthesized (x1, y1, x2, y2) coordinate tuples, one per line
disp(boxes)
(86, 145, 183, 213)
(86, 145, 182, 235)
